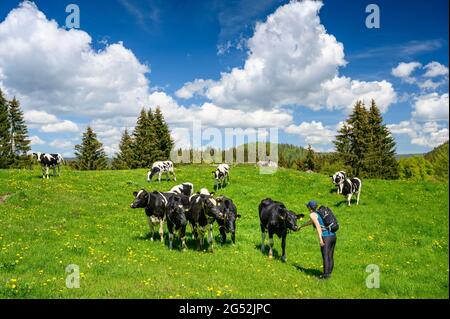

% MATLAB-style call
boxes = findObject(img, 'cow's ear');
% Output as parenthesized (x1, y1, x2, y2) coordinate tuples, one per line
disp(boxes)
(133, 191, 138, 197)
(236, 214, 242, 218)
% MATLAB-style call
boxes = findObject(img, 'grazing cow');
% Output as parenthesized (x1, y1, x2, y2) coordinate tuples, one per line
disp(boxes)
(331, 171, 346, 194)
(215, 196, 241, 244)
(170, 182, 194, 197)
(147, 161, 176, 182)
(213, 164, 230, 189)
(166, 194, 191, 250)
(187, 193, 222, 251)
(33, 152, 64, 179)
(259, 198, 304, 262)
(341, 178, 362, 206)
(130, 189, 170, 242)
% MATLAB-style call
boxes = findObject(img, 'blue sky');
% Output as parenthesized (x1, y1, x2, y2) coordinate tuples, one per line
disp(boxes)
(0, 0, 448, 156)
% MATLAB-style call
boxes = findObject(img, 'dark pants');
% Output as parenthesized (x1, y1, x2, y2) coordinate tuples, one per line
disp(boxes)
(320, 235, 336, 276)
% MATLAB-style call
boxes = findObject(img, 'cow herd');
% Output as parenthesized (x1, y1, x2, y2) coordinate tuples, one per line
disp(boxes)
(31, 154, 362, 260)
(131, 166, 239, 251)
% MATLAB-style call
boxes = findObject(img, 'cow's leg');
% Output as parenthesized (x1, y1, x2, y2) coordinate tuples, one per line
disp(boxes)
(199, 227, 205, 250)
(159, 219, 164, 242)
(58, 164, 61, 176)
(148, 218, 155, 241)
(347, 193, 352, 206)
(45, 166, 49, 179)
(268, 234, 274, 259)
(219, 227, 226, 244)
(167, 222, 174, 250)
(158, 172, 162, 182)
(231, 231, 235, 245)
(281, 234, 287, 263)
(180, 226, 187, 250)
(166, 171, 170, 181)
(207, 224, 214, 252)
(356, 187, 361, 205)
(171, 168, 176, 181)
(260, 225, 266, 253)
(53, 166, 56, 176)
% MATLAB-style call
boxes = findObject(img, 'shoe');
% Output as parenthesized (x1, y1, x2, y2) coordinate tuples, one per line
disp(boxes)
(319, 274, 331, 280)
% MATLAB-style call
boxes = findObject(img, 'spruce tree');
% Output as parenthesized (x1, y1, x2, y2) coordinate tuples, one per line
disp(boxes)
(112, 128, 134, 169)
(305, 144, 316, 171)
(334, 122, 355, 175)
(366, 100, 399, 179)
(131, 108, 156, 168)
(153, 106, 174, 160)
(9, 97, 31, 155)
(0, 89, 11, 168)
(74, 126, 108, 170)
(346, 101, 370, 177)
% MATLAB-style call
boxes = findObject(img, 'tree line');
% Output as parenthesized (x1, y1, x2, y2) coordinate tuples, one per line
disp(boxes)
(0, 89, 31, 168)
(72, 107, 174, 170)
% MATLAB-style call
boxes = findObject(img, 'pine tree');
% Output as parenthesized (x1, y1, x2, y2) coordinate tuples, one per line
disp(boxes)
(366, 100, 399, 179)
(334, 100, 399, 179)
(74, 126, 108, 170)
(305, 144, 316, 171)
(334, 122, 356, 175)
(9, 97, 31, 154)
(0, 89, 12, 168)
(153, 106, 174, 160)
(112, 128, 134, 169)
(346, 101, 370, 177)
(131, 108, 156, 168)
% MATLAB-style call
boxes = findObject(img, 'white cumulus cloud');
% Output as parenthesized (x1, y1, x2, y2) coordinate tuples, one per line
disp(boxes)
(41, 120, 79, 133)
(285, 121, 336, 145)
(423, 61, 449, 78)
(177, 0, 397, 112)
(412, 93, 449, 121)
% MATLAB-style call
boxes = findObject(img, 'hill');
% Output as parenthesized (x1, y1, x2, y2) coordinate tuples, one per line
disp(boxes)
(0, 165, 448, 298)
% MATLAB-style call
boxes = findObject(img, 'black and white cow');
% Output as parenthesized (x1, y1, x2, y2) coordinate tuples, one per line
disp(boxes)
(33, 152, 64, 179)
(341, 178, 362, 206)
(169, 182, 194, 197)
(187, 192, 222, 251)
(147, 161, 176, 182)
(213, 163, 230, 189)
(259, 198, 304, 262)
(130, 189, 170, 242)
(215, 196, 240, 244)
(331, 171, 346, 194)
(166, 193, 191, 250)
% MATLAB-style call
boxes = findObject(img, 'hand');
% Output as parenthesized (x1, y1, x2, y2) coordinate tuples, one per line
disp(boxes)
(320, 240, 325, 247)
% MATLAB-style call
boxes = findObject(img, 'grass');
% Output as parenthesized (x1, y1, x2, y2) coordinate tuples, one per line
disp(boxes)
(0, 164, 448, 299)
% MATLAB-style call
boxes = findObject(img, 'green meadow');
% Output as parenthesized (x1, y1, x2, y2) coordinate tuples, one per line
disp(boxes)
(0, 165, 448, 298)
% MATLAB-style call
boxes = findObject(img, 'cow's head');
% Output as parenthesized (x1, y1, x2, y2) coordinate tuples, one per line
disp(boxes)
(332, 171, 345, 184)
(131, 189, 148, 208)
(278, 207, 304, 231)
(216, 197, 240, 233)
(168, 195, 188, 227)
(200, 194, 222, 219)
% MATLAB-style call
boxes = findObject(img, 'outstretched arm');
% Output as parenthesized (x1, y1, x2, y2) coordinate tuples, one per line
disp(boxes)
(298, 219, 313, 229)
(310, 213, 324, 247)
